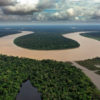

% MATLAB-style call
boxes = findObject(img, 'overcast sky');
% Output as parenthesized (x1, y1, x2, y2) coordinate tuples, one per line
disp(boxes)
(0, 0, 100, 23)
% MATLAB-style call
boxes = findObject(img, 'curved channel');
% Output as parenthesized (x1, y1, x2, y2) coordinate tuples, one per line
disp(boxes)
(0, 31, 100, 61)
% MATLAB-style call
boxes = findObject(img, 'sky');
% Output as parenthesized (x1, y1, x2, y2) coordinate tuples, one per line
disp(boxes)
(0, 0, 100, 23)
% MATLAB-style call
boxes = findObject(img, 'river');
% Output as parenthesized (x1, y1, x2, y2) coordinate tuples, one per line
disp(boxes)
(0, 31, 100, 61)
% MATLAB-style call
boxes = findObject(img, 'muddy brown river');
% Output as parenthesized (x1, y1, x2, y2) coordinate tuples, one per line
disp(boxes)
(0, 31, 100, 61)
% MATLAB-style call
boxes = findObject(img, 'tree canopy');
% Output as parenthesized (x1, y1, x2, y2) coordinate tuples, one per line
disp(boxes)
(0, 55, 99, 100)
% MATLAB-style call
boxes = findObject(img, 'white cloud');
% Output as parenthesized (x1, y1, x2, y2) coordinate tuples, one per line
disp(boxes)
(2, 0, 40, 15)
(93, 0, 100, 3)
(67, 8, 75, 16)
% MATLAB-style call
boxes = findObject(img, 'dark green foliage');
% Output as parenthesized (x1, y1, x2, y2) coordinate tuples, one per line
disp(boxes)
(0, 30, 21, 37)
(77, 57, 100, 75)
(0, 26, 80, 50)
(80, 31, 100, 41)
(14, 32, 80, 50)
(0, 55, 99, 100)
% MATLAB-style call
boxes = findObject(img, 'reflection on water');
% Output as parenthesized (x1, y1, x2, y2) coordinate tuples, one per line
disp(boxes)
(16, 80, 41, 100)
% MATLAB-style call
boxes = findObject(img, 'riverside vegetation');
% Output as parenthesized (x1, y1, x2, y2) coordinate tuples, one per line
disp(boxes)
(0, 27, 80, 50)
(14, 31, 80, 50)
(0, 55, 100, 100)
(80, 31, 100, 41)
(0, 30, 21, 37)
(77, 57, 100, 75)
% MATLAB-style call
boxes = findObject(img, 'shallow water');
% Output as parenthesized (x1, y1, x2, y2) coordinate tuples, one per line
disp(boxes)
(0, 31, 100, 61)
(16, 80, 41, 100)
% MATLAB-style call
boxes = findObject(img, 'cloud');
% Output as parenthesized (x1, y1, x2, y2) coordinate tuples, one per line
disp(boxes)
(37, 0, 54, 10)
(2, 5, 38, 15)
(93, 0, 100, 3)
(2, 0, 54, 15)
(0, 0, 55, 22)
(0, 14, 33, 22)
(33, 0, 100, 22)
(2, 0, 39, 15)
(0, 0, 100, 22)
(0, 0, 16, 6)
(67, 8, 75, 16)
(91, 9, 100, 20)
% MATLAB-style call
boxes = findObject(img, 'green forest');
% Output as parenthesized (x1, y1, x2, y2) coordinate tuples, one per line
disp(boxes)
(0, 30, 21, 37)
(0, 55, 100, 100)
(80, 32, 100, 41)
(14, 31, 80, 50)
(0, 27, 80, 50)
(77, 57, 100, 75)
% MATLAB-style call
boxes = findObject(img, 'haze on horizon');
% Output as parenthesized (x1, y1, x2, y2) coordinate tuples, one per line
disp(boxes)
(0, 0, 100, 23)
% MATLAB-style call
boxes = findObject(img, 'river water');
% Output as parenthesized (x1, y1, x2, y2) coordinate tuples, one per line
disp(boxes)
(16, 80, 41, 100)
(0, 31, 100, 61)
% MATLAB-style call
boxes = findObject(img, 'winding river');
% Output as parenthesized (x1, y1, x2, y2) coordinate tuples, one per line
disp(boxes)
(0, 31, 100, 61)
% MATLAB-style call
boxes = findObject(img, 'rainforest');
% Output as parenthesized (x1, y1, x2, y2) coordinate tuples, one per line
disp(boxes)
(14, 31, 80, 50)
(80, 32, 100, 41)
(0, 55, 100, 100)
